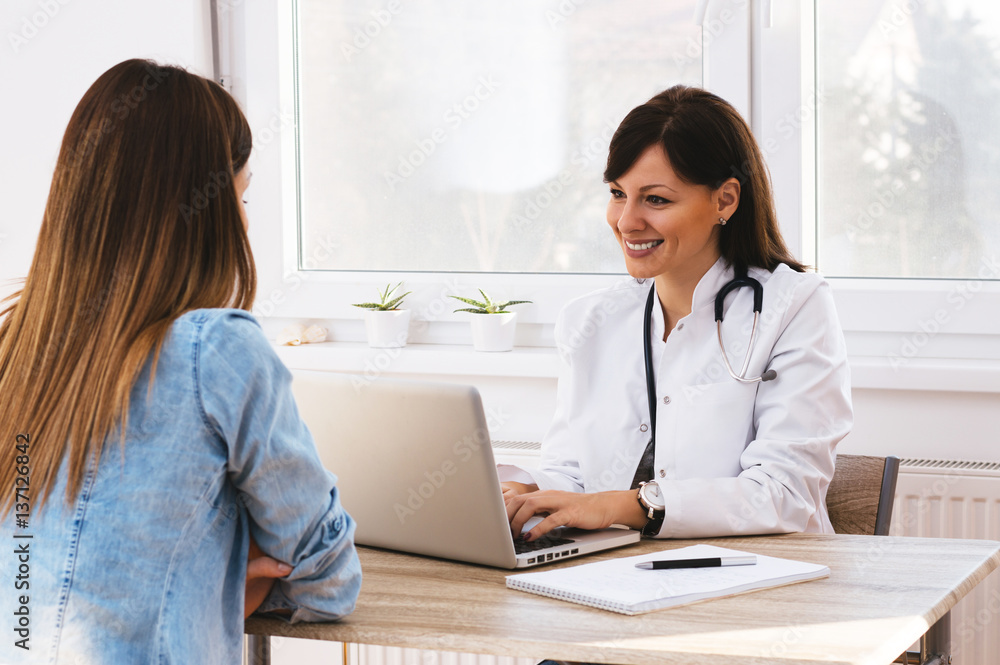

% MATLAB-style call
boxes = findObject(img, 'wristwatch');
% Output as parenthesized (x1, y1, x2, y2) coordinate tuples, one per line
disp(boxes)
(636, 481, 666, 537)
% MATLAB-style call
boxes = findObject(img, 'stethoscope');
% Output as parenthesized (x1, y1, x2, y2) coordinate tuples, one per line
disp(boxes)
(642, 272, 777, 434)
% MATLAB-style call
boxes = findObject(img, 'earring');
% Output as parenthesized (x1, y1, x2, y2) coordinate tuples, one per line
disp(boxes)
(718, 217, 727, 226)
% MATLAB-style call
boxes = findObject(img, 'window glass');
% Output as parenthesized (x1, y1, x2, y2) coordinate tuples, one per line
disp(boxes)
(295, 0, 702, 273)
(817, 0, 1000, 278)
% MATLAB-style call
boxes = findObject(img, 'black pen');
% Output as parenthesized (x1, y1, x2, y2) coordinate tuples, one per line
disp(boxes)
(635, 555, 757, 570)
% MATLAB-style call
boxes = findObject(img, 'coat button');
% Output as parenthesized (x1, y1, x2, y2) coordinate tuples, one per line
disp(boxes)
(639, 424, 648, 433)
(662, 396, 671, 404)
(676, 323, 684, 330)
(658, 469, 666, 478)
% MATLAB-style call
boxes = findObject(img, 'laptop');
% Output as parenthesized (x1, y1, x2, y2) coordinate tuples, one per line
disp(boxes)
(290, 370, 640, 569)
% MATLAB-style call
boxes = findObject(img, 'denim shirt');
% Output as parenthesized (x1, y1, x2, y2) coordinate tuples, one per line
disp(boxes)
(0, 309, 362, 664)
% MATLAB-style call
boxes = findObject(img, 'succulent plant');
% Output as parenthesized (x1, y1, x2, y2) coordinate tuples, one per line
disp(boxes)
(450, 290, 532, 314)
(352, 283, 411, 311)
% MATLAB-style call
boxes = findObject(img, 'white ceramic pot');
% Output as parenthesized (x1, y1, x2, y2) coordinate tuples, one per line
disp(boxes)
(470, 312, 517, 352)
(364, 309, 410, 348)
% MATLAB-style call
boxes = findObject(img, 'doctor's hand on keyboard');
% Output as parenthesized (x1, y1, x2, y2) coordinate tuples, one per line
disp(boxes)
(501, 481, 538, 501)
(506, 489, 650, 542)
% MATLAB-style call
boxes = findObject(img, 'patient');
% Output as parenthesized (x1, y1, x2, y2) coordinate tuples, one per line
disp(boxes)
(0, 59, 361, 664)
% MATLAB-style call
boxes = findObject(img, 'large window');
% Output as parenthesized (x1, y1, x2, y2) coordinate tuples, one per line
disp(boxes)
(295, 0, 703, 274)
(240, 0, 998, 363)
(816, 0, 1000, 279)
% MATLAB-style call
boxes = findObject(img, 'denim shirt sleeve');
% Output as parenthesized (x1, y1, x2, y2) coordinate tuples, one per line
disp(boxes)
(196, 310, 362, 622)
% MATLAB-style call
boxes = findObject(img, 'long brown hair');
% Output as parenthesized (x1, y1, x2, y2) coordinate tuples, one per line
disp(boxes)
(604, 85, 806, 274)
(0, 59, 255, 516)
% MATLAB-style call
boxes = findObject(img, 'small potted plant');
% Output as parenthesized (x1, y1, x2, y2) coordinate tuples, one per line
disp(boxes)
(353, 283, 412, 348)
(450, 290, 532, 352)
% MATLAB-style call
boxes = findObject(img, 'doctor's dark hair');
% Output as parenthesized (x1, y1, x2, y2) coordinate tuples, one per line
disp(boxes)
(604, 85, 806, 274)
(0, 59, 255, 517)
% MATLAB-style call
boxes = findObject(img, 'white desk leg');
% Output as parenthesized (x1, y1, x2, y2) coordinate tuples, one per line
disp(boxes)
(247, 635, 271, 665)
(921, 611, 951, 665)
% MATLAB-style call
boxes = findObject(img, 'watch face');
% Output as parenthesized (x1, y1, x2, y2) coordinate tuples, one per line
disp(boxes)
(641, 482, 665, 510)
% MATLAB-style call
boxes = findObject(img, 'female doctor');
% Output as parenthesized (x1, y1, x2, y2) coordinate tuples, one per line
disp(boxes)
(503, 86, 852, 541)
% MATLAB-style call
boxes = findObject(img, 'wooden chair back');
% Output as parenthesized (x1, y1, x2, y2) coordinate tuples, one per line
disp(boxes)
(826, 454, 900, 536)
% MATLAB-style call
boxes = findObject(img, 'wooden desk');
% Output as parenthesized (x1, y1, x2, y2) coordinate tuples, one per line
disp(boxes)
(245, 534, 1000, 665)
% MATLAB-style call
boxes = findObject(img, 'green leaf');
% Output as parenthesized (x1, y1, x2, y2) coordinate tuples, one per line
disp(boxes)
(360, 282, 409, 310)
(382, 292, 411, 310)
(495, 300, 532, 310)
(449, 295, 487, 309)
(452, 308, 488, 314)
(478, 289, 493, 307)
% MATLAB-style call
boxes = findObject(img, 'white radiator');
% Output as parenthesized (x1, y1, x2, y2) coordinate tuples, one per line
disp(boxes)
(893, 458, 1000, 665)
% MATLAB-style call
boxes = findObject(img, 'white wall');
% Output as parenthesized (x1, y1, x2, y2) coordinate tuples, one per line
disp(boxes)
(0, 0, 213, 303)
(842, 388, 1000, 461)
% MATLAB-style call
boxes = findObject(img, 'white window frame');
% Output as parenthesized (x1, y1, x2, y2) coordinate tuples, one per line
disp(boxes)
(235, 0, 999, 390)
(755, 0, 1000, 391)
(236, 0, 752, 345)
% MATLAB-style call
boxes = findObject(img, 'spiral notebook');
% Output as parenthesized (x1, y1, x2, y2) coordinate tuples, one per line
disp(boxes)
(505, 544, 829, 615)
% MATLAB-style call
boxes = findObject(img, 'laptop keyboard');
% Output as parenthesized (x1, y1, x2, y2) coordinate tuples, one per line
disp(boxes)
(514, 533, 576, 554)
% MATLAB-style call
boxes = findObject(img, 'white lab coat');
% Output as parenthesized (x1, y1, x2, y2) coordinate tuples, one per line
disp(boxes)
(501, 258, 852, 538)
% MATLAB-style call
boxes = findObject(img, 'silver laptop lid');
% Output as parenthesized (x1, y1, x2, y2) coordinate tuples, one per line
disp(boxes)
(291, 370, 519, 568)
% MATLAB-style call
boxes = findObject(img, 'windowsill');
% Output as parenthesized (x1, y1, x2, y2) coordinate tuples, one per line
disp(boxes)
(849, 356, 1000, 394)
(273, 341, 1000, 392)
(272, 341, 561, 378)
